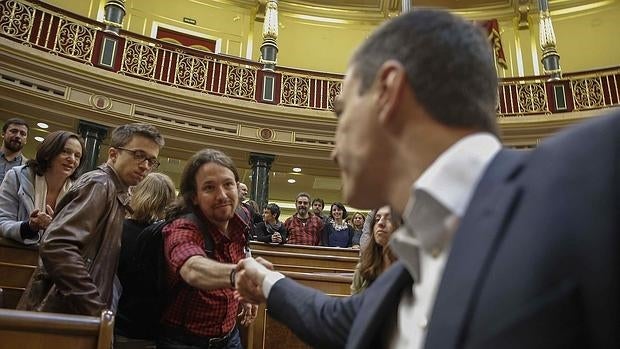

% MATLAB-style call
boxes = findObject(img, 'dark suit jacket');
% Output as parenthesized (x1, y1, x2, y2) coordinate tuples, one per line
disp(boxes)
(266, 111, 620, 349)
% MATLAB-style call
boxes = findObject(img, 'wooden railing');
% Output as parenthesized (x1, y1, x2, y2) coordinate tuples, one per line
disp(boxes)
(1, 0, 618, 118)
(0, 308, 114, 349)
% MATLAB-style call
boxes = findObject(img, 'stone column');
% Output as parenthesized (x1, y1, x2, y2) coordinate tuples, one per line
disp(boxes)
(402, 0, 411, 13)
(538, 0, 562, 80)
(249, 153, 275, 211)
(103, 0, 126, 35)
(78, 121, 108, 173)
(259, 0, 279, 71)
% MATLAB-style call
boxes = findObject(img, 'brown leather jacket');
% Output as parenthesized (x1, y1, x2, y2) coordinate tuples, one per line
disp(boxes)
(18, 163, 130, 316)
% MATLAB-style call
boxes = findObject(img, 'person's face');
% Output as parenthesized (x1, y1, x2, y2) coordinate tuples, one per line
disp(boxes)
(331, 205, 343, 220)
(373, 206, 394, 247)
(296, 196, 310, 216)
(109, 135, 160, 186)
(331, 68, 386, 208)
(2, 124, 28, 153)
(238, 183, 248, 201)
(312, 201, 324, 215)
(192, 162, 239, 227)
(263, 208, 275, 223)
(352, 214, 364, 228)
(49, 137, 82, 179)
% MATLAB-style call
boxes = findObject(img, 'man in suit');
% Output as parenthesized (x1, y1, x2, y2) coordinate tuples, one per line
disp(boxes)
(235, 9, 619, 349)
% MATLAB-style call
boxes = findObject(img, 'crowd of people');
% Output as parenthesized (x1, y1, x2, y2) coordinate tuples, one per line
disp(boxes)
(0, 6, 618, 349)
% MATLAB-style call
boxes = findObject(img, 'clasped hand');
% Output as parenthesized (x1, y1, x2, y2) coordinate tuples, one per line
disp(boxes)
(29, 205, 54, 231)
(234, 257, 274, 305)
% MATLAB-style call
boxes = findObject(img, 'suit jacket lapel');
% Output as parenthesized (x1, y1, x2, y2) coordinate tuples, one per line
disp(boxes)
(347, 263, 413, 349)
(424, 149, 526, 348)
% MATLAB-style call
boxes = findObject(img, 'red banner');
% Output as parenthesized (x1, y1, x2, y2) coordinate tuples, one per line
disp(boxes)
(477, 19, 507, 69)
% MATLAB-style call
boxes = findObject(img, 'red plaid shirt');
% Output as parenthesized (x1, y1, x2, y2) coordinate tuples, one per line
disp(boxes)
(284, 214, 324, 245)
(161, 214, 246, 337)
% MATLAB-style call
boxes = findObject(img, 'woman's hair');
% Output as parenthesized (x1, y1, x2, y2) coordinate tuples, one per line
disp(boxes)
(166, 149, 239, 219)
(130, 172, 176, 224)
(352, 212, 365, 229)
(265, 203, 281, 220)
(26, 130, 86, 180)
(358, 207, 400, 284)
(329, 202, 348, 220)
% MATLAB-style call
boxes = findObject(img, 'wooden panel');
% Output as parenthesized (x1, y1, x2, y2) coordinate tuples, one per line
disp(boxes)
(247, 271, 352, 349)
(0, 287, 25, 309)
(0, 263, 36, 288)
(0, 238, 39, 309)
(0, 238, 39, 265)
(250, 241, 360, 258)
(0, 308, 114, 349)
(251, 250, 358, 271)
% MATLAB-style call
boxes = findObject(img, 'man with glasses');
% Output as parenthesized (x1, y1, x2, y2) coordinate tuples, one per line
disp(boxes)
(0, 118, 29, 183)
(19, 123, 164, 316)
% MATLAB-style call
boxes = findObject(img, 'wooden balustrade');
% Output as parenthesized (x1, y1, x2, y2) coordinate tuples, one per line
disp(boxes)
(1, 0, 618, 118)
(0, 308, 114, 349)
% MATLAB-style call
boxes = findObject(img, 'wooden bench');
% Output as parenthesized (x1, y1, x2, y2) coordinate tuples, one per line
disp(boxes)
(250, 242, 359, 275)
(246, 269, 354, 349)
(0, 238, 39, 308)
(0, 308, 114, 349)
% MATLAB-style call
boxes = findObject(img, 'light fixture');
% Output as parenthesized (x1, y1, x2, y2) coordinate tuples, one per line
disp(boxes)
(287, 178, 296, 184)
(36, 122, 49, 129)
(292, 167, 302, 173)
(34, 136, 44, 142)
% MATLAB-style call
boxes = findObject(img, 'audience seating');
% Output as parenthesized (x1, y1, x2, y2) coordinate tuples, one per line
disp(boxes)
(0, 308, 114, 349)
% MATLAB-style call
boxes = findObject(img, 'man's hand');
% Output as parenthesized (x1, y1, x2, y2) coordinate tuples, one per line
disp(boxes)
(235, 257, 274, 304)
(271, 232, 282, 243)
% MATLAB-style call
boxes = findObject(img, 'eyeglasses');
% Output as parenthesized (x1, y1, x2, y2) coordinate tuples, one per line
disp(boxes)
(115, 147, 160, 169)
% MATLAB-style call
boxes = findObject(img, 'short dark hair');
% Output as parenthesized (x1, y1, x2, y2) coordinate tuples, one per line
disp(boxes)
(311, 198, 325, 209)
(167, 149, 239, 219)
(329, 202, 348, 219)
(110, 123, 164, 148)
(27, 130, 86, 180)
(350, 10, 499, 135)
(296, 192, 311, 202)
(265, 203, 281, 220)
(2, 118, 29, 133)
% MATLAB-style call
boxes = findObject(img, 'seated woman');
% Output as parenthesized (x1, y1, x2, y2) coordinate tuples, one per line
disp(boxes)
(322, 202, 354, 248)
(254, 203, 287, 244)
(115, 172, 176, 340)
(0, 131, 84, 245)
(351, 206, 400, 294)
(350, 212, 365, 249)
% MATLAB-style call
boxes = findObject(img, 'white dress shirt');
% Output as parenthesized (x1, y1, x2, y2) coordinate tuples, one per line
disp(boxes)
(388, 133, 501, 349)
(260, 133, 501, 348)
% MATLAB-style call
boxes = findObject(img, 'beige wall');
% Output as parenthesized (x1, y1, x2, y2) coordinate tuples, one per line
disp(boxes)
(44, 0, 620, 75)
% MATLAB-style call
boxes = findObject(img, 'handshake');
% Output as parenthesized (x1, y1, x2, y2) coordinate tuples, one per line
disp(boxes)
(233, 257, 276, 305)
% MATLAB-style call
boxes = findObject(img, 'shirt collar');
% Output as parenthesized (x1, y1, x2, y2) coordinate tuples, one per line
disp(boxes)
(390, 133, 501, 279)
(413, 133, 501, 218)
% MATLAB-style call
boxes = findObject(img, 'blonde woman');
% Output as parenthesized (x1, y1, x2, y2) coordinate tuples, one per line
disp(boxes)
(116, 172, 176, 340)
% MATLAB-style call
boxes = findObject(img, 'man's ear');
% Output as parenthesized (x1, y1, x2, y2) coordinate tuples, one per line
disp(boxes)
(108, 147, 118, 163)
(375, 60, 407, 126)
